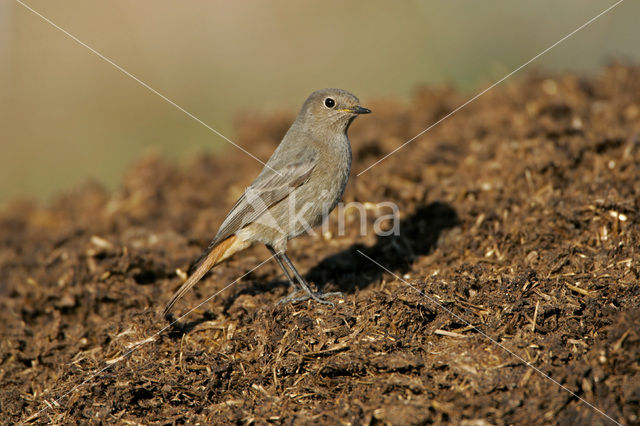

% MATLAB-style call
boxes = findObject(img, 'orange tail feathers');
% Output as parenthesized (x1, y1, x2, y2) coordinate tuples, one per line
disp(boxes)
(163, 235, 250, 316)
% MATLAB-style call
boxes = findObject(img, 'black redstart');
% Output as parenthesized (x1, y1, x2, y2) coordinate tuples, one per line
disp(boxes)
(163, 88, 370, 315)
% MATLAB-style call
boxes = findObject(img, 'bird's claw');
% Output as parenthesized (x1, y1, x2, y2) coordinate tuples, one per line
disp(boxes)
(277, 290, 343, 306)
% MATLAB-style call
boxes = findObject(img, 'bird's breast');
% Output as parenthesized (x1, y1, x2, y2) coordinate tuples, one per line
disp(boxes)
(305, 135, 352, 208)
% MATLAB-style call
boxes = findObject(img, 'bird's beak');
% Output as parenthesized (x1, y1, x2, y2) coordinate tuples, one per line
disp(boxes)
(343, 106, 372, 115)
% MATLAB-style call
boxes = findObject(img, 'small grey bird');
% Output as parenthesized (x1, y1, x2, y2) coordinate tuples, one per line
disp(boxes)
(163, 88, 370, 315)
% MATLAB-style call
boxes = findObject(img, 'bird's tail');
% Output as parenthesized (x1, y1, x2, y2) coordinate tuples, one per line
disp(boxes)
(162, 235, 250, 316)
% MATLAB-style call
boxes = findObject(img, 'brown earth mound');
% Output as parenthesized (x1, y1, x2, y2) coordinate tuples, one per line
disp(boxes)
(1, 64, 639, 425)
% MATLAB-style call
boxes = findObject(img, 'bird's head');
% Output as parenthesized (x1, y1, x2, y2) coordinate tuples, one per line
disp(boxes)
(298, 88, 371, 133)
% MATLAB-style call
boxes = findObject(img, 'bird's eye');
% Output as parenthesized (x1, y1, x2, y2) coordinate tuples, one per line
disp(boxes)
(324, 98, 335, 108)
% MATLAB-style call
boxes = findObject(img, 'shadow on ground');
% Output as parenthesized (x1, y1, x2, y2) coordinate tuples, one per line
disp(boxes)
(307, 201, 459, 292)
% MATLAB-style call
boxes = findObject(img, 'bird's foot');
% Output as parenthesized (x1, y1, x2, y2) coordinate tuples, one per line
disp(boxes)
(277, 289, 343, 307)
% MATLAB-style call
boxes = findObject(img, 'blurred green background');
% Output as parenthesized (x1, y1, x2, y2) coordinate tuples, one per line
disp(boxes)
(1, 0, 638, 203)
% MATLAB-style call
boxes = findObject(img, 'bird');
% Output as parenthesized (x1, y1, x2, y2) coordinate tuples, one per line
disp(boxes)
(163, 88, 371, 316)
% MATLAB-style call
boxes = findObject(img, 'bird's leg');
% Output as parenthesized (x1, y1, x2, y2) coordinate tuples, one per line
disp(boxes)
(267, 246, 300, 293)
(267, 247, 312, 304)
(278, 253, 343, 306)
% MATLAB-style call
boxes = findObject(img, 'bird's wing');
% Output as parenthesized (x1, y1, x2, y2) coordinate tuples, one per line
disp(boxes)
(188, 148, 317, 272)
